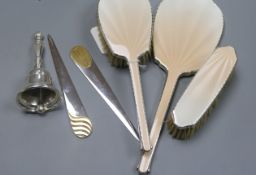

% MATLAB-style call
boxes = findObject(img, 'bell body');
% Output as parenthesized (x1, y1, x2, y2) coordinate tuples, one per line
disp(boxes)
(17, 68, 60, 114)
(16, 32, 61, 114)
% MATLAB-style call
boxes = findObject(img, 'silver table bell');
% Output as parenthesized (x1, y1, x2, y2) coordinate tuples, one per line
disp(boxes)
(16, 32, 61, 114)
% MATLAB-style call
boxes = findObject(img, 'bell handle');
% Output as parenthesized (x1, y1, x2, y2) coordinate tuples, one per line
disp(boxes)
(34, 32, 45, 69)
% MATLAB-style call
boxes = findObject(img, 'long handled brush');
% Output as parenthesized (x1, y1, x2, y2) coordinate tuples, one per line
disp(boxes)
(98, 0, 153, 151)
(138, 0, 224, 173)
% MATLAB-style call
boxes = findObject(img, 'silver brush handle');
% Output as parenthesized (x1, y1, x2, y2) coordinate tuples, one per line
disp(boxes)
(138, 74, 178, 173)
(128, 61, 151, 151)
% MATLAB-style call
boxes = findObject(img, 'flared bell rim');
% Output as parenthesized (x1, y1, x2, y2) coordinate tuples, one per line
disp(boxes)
(16, 86, 61, 114)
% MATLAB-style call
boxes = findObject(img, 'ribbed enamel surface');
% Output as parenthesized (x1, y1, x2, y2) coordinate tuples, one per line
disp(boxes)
(154, 0, 224, 73)
(173, 47, 237, 127)
(98, 0, 152, 60)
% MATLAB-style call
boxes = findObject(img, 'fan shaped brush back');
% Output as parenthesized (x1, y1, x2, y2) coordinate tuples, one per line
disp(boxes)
(138, 0, 224, 172)
(154, 0, 224, 73)
(98, 0, 152, 60)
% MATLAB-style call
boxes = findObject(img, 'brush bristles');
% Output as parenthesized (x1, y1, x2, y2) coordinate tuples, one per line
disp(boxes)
(168, 107, 211, 140)
(97, 19, 152, 68)
(168, 71, 235, 140)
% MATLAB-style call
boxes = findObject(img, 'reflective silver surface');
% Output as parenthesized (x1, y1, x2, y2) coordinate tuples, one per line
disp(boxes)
(48, 35, 92, 138)
(70, 45, 139, 141)
(0, 0, 254, 174)
(16, 32, 61, 114)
